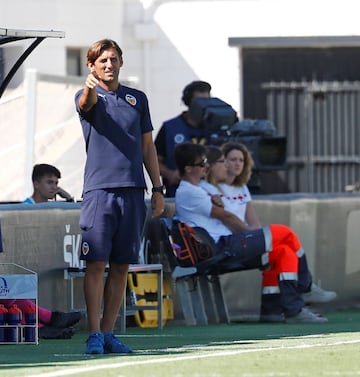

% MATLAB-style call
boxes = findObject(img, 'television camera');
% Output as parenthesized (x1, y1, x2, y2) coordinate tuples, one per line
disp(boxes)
(189, 97, 287, 172)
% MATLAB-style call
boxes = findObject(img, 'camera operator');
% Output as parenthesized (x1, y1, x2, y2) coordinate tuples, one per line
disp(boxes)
(155, 80, 212, 197)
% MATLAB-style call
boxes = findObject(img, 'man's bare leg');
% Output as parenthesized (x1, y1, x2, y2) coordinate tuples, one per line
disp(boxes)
(84, 260, 107, 333)
(102, 262, 129, 332)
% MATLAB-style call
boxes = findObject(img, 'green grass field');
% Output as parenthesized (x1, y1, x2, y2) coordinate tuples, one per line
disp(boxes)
(1, 309, 360, 377)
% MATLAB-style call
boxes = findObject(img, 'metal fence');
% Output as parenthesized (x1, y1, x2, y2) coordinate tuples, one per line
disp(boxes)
(262, 81, 360, 193)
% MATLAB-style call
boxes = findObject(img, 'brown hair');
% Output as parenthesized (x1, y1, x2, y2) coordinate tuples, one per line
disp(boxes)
(87, 39, 123, 64)
(205, 146, 223, 185)
(221, 142, 253, 186)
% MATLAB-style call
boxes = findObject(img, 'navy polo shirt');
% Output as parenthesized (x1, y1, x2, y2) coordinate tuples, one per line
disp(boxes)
(75, 84, 153, 194)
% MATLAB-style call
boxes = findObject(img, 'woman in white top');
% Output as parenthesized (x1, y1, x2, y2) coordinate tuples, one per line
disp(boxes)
(200, 144, 260, 229)
(220, 143, 261, 229)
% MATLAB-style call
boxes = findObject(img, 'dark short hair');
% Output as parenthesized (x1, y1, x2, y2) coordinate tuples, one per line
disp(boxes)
(174, 143, 207, 176)
(32, 164, 61, 182)
(87, 39, 123, 64)
(181, 80, 211, 106)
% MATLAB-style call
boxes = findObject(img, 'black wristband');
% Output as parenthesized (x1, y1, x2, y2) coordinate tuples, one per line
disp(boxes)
(152, 185, 165, 195)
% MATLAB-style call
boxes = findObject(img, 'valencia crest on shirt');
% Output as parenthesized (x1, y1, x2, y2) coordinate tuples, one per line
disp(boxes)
(82, 241, 90, 256)
(125, 94, 137, 106)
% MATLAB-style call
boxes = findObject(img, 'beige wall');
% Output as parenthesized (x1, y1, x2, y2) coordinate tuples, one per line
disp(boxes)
(222, 195, 360, 318)
(1, 194, 360, 321)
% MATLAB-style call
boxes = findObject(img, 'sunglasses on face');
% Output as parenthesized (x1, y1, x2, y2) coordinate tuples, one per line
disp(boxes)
(190, 158, 208, 168)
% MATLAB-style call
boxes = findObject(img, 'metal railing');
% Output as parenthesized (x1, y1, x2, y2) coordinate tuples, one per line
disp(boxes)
(263, 81, 360, 193)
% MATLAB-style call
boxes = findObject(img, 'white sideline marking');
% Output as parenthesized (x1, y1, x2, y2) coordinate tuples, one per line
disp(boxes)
(35, 339, 360, 377)
(120, 334, 178, 337)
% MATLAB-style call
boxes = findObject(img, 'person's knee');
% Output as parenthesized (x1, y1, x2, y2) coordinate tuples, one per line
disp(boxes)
(270, 224, 301, 250)
(270, 223, 292, 236)
(108, 262, 129, 276)
(85, 260, 107, 276)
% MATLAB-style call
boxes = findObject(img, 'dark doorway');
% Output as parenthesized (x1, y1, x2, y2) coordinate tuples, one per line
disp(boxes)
(242, 47, 360, 118)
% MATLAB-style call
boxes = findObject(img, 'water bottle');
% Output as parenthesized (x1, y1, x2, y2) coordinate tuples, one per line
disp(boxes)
(24, 305, 36, 343)
(6, 304, 22, 343)
(130, 290, 137, 306)
(0, 304, 8, 342)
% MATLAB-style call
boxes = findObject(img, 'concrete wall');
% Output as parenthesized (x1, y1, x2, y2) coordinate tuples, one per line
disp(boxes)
(1, 194, 360, 321)
(0, 203, 84, 312)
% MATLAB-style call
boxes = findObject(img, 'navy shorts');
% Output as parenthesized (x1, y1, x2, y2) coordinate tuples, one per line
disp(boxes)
(79, 188, 146, 263)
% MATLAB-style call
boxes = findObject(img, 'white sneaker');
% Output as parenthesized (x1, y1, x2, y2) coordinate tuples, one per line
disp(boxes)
(286, 307, 328, 323)
(302, 283, 337, 304)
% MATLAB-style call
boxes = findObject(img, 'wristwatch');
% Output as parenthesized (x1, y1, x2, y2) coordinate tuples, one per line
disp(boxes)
(152, 185, 165, 195)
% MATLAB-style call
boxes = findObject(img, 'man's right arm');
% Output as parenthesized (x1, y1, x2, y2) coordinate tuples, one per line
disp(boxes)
(78, 72, 99, 112)
(210, 205, 251, 233)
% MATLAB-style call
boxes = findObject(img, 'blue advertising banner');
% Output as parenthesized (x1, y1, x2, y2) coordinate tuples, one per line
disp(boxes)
(0, 274, 37, 299)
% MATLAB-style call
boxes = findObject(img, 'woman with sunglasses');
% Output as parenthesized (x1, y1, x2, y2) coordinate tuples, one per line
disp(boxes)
(175, 142, 328, 323)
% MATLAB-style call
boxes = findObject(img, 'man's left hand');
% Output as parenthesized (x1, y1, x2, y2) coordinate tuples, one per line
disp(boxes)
(151, 192, 165, 217)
